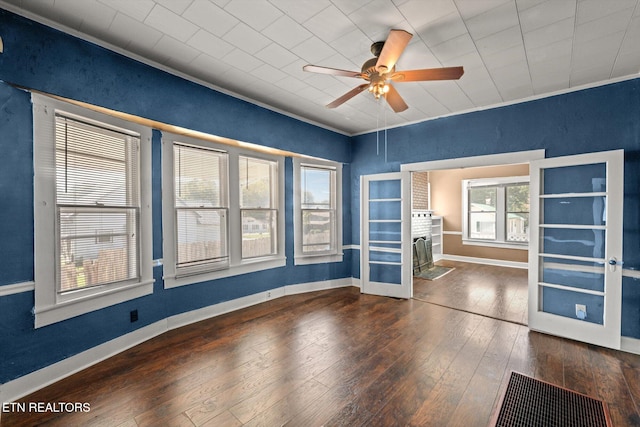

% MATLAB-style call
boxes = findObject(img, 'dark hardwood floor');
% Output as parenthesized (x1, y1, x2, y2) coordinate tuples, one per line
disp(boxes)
(3, 274, 640, 426)
(414, 260, 528, 325)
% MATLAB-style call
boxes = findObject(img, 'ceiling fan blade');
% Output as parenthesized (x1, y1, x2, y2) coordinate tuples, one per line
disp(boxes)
(385, 84, 408, 113)
(376, 29, 412, 73)
(327, 84, 370, 109)
(391, 66, 464, 82)
(303, 64, 363, 78)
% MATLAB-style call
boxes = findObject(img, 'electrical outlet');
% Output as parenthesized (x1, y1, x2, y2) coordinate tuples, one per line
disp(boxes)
(130, 309, 138, 323)
(267, 291, 271, 299)
(575, 304, 587, 320)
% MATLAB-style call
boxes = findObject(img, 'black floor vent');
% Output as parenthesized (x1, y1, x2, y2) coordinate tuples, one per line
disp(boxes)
(492, 371, 611, 427)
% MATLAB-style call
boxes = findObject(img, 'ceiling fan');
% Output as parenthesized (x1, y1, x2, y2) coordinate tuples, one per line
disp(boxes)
(303, 29, 464, 112)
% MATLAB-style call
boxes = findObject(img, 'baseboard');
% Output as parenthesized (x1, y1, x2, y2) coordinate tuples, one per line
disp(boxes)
(1, 278, 356, 403)
(441, 254, 528, 269)
(166, 278, 353, 331)
(621, 336, 640, 355)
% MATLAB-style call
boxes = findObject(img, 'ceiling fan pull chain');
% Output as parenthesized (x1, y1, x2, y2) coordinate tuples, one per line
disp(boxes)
(376, 101, 380, 156)
(384, 102, 388, 163)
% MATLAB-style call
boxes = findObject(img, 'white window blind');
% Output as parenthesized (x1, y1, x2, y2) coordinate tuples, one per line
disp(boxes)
(239, 156, 277, 259)
(174, 143, 229, 272)
(55, 115, 140, 293)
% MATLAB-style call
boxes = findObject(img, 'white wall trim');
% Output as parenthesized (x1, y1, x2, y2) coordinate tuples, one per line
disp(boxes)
(0, 278, 356, 403)
(401, 149, 545, 172)
(621, 337, 640, 355)
(442, 254, 528, 270)
(0, 281, 35, 297)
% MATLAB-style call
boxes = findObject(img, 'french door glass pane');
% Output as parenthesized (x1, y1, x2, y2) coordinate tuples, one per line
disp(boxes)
(369, 220, 401, 242)
(369, 200, 401, 221)
(369, 263, 401, 284)
(542, 265, 605, 293)
(541, 227, 605, 259)
(542, 163, 606, 194)
(369, 179, 400, 199)
(543, 196, 606, 226)
(542, 286, 604, 325)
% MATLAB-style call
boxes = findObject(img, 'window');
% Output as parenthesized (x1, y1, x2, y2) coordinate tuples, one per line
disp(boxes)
(56, 115, 140, 292)
(162, 134, 285, 288)
(293, 158, 343, 265)
(463, 176, 529, 248)
(33, 94, 153, 328)
(174, 144, 228, 274)
(239, 156, 278, 259)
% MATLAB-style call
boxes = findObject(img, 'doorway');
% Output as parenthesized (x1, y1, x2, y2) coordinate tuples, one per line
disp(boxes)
(403, 150, 544, 324)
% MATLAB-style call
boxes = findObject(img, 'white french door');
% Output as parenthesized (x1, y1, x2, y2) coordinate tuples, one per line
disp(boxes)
(529, 150, 624, 349)
(360, 172, 412, 299)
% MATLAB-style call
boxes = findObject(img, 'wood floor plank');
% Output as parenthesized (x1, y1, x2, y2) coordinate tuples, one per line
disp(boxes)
(4, 265, 640, 427)
(446, 321, 521, 427)
(408, 316, 501, 426)
(241, 379, 329, 427)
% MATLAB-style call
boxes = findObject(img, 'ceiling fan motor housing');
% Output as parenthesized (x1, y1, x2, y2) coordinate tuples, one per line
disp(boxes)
(370, 40, 385, 57)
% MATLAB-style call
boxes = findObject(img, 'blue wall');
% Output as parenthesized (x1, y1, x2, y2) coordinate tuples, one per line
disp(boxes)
(0, 9, 352, 384)
(351, 78, 640, 338)
(1, 7, 640, 388)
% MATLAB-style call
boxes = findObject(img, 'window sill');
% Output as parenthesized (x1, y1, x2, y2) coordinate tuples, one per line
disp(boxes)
(35, 279, 155, 328)
(462, 239, 528, 251)
(294, 252, 344, 266)
(164, 256, 286, 289)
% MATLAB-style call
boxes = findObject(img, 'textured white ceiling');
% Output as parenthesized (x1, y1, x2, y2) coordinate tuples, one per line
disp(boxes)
(2, 0, 639, 135)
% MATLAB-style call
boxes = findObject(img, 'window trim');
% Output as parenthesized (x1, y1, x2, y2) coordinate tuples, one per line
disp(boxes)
(33, 93, 153, 328)
(293, 158, 343, 265)
(162, 133, 285, 289)
(462, 175, 529, 250)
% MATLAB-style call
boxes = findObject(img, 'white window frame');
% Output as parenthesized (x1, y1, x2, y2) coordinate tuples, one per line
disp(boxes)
(293, 157, 343, 265)
(462, 175, 529, 250)
(33, 93, 153, 328)
(162, 133, 285, 289)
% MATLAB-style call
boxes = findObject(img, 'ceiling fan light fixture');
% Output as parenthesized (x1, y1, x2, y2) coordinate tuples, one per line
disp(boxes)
(368, 82, 389, 99)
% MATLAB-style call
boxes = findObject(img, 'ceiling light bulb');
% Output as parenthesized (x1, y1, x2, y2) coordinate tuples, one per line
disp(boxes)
(383, 84, 389, 93)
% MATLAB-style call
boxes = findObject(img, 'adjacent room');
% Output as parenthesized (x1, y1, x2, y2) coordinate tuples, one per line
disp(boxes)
(1, 1, 640, 425)
(411, 164, 529, 325)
